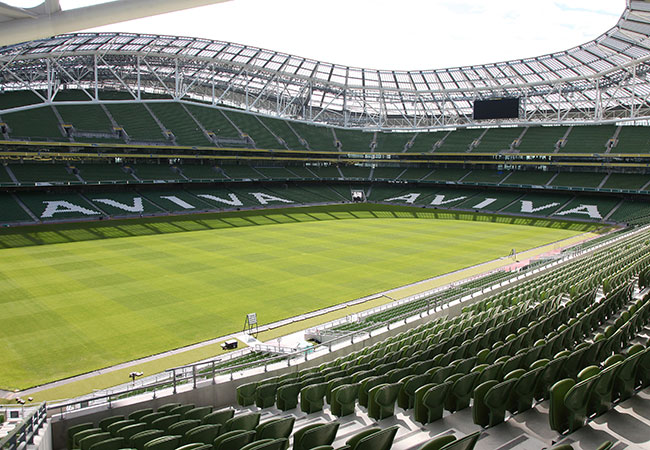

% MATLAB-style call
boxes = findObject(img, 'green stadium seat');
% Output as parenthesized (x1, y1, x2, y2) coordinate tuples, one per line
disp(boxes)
(549, 378, 575, 433)
(614, 351, 643, 401)
(563, 373, 600, 432)
(98, 416, 124, 432)
(67, 422, 95, 449)
(416, 434, 456, 450)
(169, 404, 195, 417)
(106, 419, 136, 437)
(300, 382, 328, 414)
(325, 376, 353, 403)
(142, 436, 182, 450)
(483, 378, 517, 427)
(71, 428, 102, 449)
(255, 416, 294, 441)
(276, 382, 301, 411)
(175, 444, 209, 450)
(157, 403, 181, 413)
(447, 372, 480, 412)
(236, 382, 258, 407)
(292, 422, 339, 450)
(472, 380, 498, 427)
(167, 420, 201, 436)
(538, 356, 568, 400)
(115, 423, 147, 441)
(182, 424, 220, 445)
(129, 430, 165, 450)
(223, 412, 260, 433)
(588, 362, 621, 417)
(140, 412, 166, 426)
(201, 408, 234, 426)
(637, 347, 650, 388)
(413, 382, 448, 425)
(213, 430, 256, 450)
(150, 415, 180, 432)
(417, 431, 481, 450)
(340, 426, 398, 450)
(79, 433, 112, 450)
(510, 367, 543, 413)
(330, 383, 359, 418)
(398, 373, 430, 409)
(367, 382, 402, 420)
(240, 438, 288, 450)
(88, 437, 126, 450)
(128, 409, 154, 422)
(183, 406, 212, 421)
(255, 382, 278, 408)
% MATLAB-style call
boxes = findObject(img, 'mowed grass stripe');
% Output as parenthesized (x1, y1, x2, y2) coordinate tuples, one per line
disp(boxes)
(0, 217, 582, 390)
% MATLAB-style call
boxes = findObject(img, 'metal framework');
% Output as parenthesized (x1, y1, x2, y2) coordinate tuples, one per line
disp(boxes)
(2, 0, 650, 130)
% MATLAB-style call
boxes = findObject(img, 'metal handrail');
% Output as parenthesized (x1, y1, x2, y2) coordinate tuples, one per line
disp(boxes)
(0, 403, 47, 450)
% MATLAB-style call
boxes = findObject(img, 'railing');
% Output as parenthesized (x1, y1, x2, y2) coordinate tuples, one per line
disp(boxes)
(0, 403, 47, 450)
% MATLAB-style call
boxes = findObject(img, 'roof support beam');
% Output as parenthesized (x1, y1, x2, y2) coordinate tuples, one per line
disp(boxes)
(0, 0, 230, 47)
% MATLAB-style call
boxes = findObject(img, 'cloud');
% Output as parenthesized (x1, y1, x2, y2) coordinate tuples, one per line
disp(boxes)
(84, 0, 626, 70)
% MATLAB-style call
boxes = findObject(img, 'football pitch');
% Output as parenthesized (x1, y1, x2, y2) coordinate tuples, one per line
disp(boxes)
(0, 206, 596, 390)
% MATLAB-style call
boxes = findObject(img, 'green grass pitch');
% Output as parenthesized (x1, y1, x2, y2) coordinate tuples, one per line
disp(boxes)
(0, 206, 592, 390)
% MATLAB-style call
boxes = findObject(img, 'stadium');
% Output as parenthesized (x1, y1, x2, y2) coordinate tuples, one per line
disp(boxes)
(1, 0, 650, 449)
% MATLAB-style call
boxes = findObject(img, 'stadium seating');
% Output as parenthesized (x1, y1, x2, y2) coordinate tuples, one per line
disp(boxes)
(0, 193, 35, 223)
(177, 165, 224, 181)
(501, 170, 555, 186)
(372, 167, 405, 180)
(183, 105, 243, 145)
(517, 126, 568, 153)
(9, 163, 77, 184)
(421, 168, 471, 182)
(436, 129, 483, 153)
(460, 170, 508, 184)
(614, 125, 650, 153)
(221, 165, 265, 180)
(148, 103, 211, 147)
(104, 101, 165, 142)
(373, 132, 415, 153)
(560, 125, 616, 154)
(77, 164, 136, 183)
(225, 110, 282, 150)
(257, 117, 308, 150)
(289, 122, 336, 151)
(339, 166, 371, 179)
(18, 192, 103, 220)
(406, 132, 440, 153)
(3, 106, 66, 141)
(602, 173, 650, 190)
(473, 127, 521, 153)
(132, 164, 185, 182)
(333, 128, 373, 152)
(550, 172, 606, 189)
(252, 167, 300, 179)
(398, 167, 434, 180)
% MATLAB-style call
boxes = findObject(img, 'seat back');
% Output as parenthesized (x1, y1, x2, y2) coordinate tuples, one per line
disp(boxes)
(224, 412, 261, 433)
(201, 409, 233, 426)
(296, 422, 340, 450)
(353, 425, 399, 450)
(440, 431, 481, 450)
(256, 416, 295, 440)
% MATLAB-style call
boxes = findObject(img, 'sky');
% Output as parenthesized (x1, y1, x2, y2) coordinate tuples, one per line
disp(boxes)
(8, 0, 625, 70)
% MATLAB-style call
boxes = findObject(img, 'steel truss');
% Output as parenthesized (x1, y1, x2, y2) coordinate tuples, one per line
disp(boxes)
(2, 1, 650, 131)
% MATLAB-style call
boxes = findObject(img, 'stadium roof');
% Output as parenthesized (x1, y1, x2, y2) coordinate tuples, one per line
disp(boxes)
(1, 0, 650, 129)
